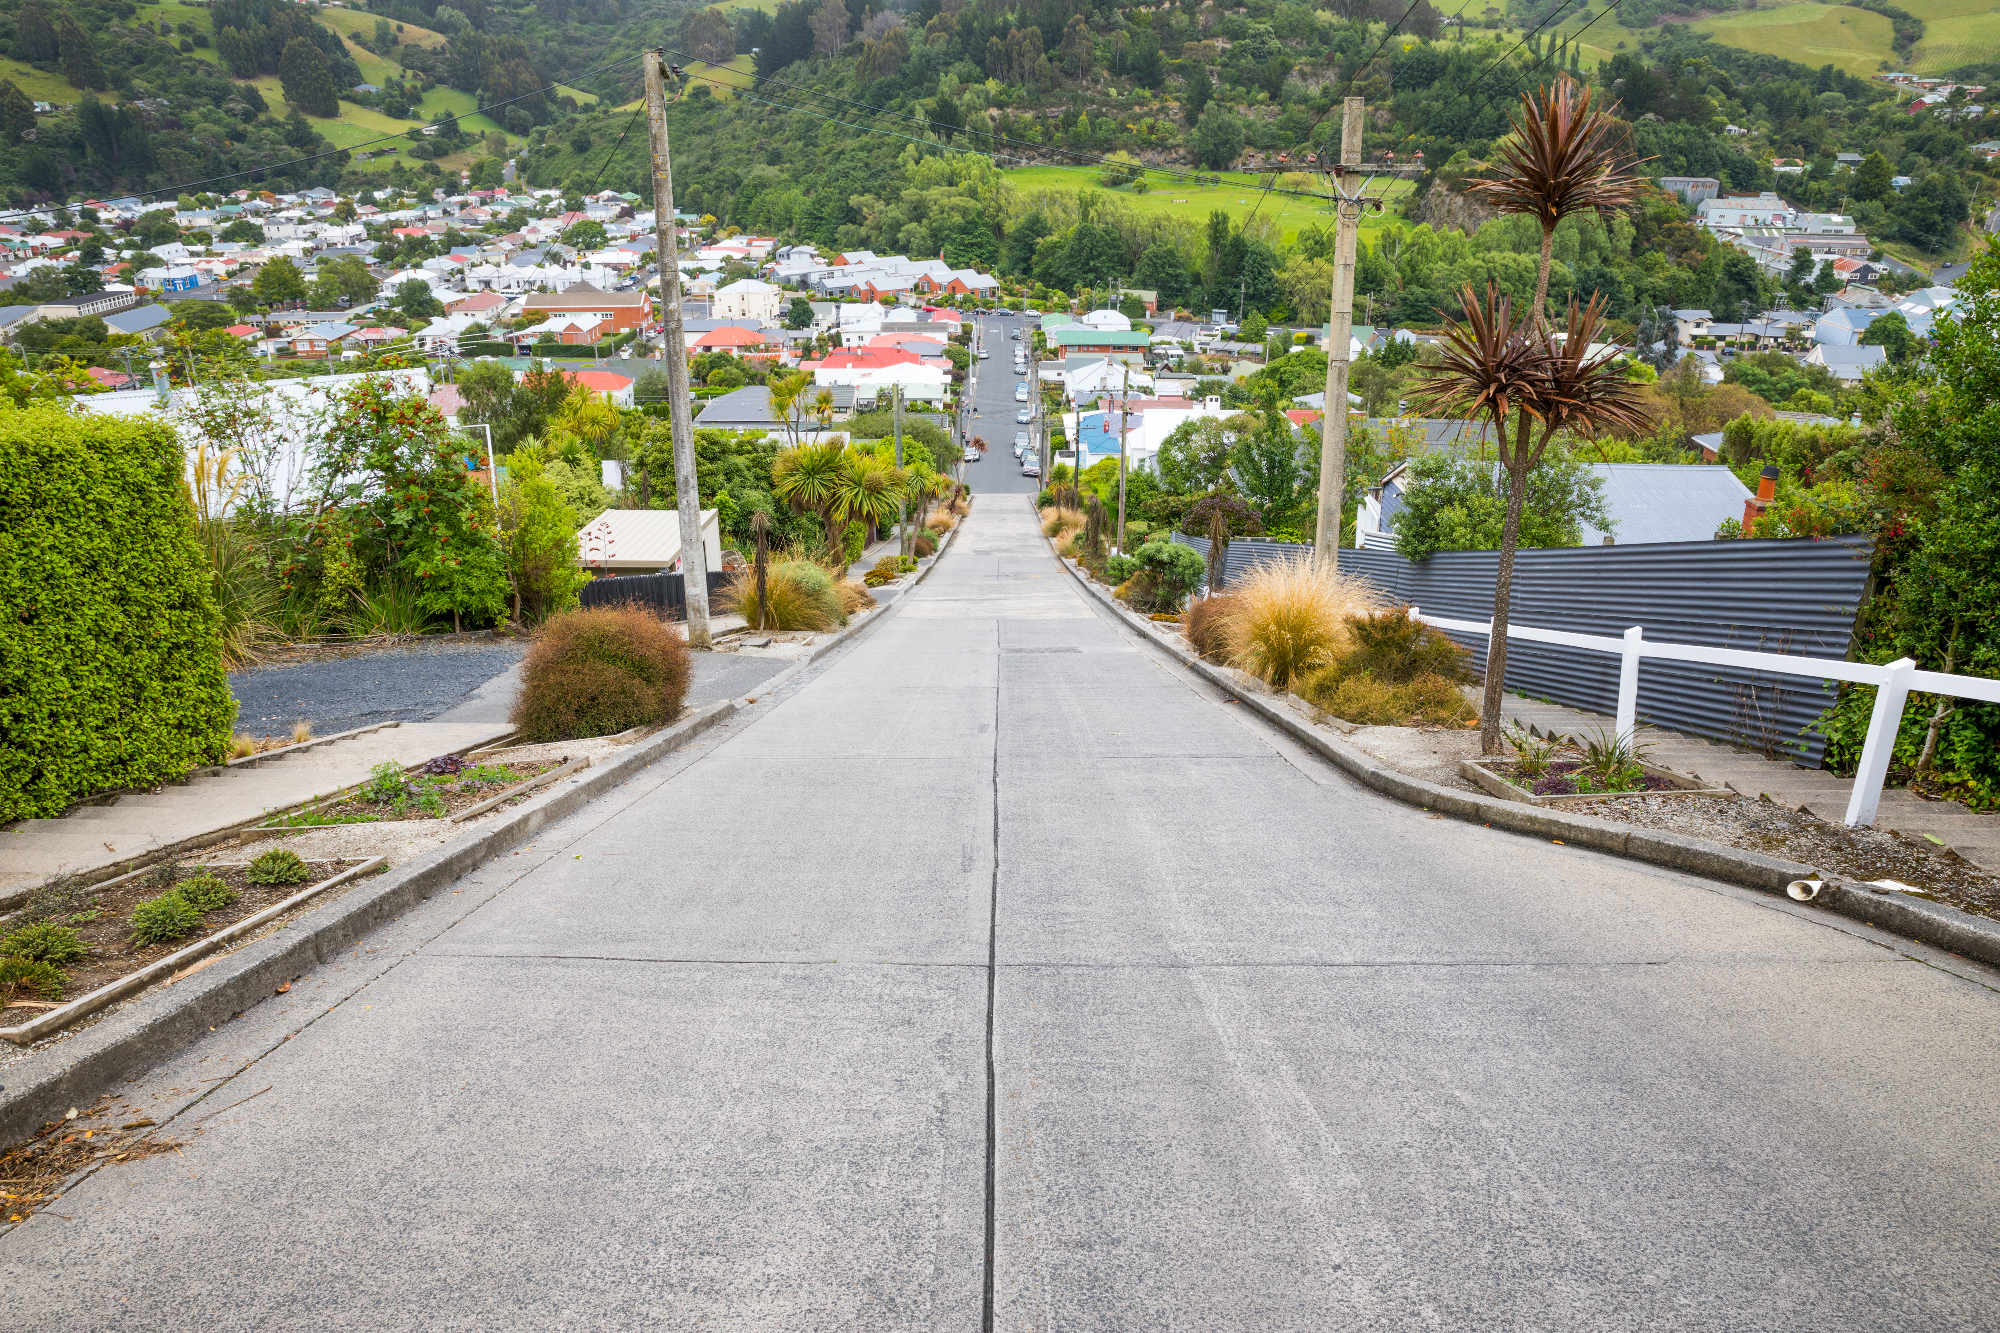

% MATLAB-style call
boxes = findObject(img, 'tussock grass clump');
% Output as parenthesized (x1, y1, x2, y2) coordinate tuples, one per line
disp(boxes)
(1, 921, 86, 965)
(1055, 529, 1083, 559)
(911, 531, 936, 557)
(1305, 673, 1476, 727)
(926, 510, 955, 534)
(1322, 607, 1473, 685)
(834, 577, 877, 617)
(1040, 506, 1084, 538)
(1219, 559, 1382, 691)
(723, 559, 847, 632)
(511, 604, 693, 742)
(247, 849, 311, 887)
(1183, 594, 1239, 663)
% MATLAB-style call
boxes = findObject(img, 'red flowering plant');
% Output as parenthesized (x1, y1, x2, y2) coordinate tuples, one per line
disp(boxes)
(292, 376, 511, 631)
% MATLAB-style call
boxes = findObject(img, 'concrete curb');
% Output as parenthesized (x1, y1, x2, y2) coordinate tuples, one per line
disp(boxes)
(1045, 531, 2000, 972)
(0, 699, 740, 1146)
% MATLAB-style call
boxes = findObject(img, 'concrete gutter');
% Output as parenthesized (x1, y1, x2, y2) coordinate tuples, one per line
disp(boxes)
(0, 520, 965, 1145)
(1045, 527, 2000, 974)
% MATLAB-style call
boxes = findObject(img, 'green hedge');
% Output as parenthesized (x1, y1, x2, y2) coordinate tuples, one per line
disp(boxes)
(0, 403, 233, 821)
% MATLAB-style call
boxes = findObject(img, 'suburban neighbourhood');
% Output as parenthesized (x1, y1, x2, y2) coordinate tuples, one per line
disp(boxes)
(2, 0, 2000, 1324)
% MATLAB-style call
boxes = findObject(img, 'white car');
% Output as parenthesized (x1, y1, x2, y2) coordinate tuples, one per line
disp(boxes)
(962, 447, 980, 462)
(977, 348, 989, 359)
(1014, 431, 1030, 449)
(1014, 386, 1029, 402)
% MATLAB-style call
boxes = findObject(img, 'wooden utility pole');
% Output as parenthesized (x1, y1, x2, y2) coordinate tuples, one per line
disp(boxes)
(643, 49, 709, 647)
(893, 383, 908, 559)
(1116, 361, 1129, 554)
(1312, 97, 1366, 574)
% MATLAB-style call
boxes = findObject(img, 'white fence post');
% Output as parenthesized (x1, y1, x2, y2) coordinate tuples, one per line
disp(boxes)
(1843, 657, 1916, 828)
(1616, 626, 1643, 743)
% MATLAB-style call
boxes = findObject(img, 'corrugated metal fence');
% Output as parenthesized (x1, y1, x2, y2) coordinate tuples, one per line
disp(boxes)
(579, 570, 733, 619)
(1171, 532, 1874, 765)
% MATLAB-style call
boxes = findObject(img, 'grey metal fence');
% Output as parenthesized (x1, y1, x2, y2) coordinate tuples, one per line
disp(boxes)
(1170, 532, 1874, 765)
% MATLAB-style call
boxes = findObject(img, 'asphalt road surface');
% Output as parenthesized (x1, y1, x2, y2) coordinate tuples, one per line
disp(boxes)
(963, 312, 1047, 498)
(8, 500, 2000, 1329)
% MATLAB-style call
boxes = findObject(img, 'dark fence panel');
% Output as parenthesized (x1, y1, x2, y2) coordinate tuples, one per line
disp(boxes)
(1171, 533, 1873, 765)
(579, 571, 733, 619)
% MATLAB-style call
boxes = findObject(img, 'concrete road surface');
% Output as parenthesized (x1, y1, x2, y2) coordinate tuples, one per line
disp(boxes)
(5, 499, 2000, 1330)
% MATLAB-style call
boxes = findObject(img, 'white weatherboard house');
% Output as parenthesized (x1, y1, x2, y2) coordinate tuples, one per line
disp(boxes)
(712, 278, 783, 323)
(576, 507, 722, 577)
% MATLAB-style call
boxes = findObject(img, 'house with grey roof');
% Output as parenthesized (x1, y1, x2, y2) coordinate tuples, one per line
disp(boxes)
(102, 304, 172, 340)
(1805, 342, 1887, 382)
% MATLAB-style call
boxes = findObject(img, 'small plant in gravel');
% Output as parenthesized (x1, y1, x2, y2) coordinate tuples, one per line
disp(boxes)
(863, 555, 902, 588)
(1578, 725, 1653, 792)
(1505, 727, 1558, 779)
(247, 849, 312, 887)
(129, 892, 203, 947)
(361, 761, 414, 806)
(1, 921, 87, 966)
(0, 957, 65, 1004)
(420, 754, 468, 776)
(175, 872, 238, 912)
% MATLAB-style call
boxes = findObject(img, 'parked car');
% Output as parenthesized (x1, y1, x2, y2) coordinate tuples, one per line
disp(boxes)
(996, 309, 1015, 317)
(1015, 408, 1032, 424)
(962, 447, 980, 462)
(1014, 387, 1029, 402)
(1021, 460, 1040, 477)
(1014, 431, 1030, 448)
(977, 348, 989, 359)
(1010, 329, 1021, 340)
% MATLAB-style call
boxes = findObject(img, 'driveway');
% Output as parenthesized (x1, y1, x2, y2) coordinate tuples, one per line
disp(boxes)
(7, 500, 1999, 1329)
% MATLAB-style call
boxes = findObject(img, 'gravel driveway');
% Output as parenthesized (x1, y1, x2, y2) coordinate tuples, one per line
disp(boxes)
(229, 638, 528, 735)
(230, 635, 800, 737)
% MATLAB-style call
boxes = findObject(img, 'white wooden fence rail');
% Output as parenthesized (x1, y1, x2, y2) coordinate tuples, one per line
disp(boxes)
(1410, 608, 2000, 828)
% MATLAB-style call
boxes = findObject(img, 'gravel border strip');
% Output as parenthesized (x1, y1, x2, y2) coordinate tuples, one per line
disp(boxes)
(0, 522, 964, 1147)
(1043, 521, 2000, 976)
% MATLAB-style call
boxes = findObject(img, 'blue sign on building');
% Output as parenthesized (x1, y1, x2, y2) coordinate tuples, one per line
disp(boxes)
(164, 274, 200, 292)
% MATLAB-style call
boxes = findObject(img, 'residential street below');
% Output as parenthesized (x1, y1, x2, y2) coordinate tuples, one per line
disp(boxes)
(5, 494, 1999, 1330)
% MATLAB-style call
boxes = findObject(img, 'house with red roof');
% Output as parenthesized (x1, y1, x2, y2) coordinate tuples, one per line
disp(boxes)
(568, 369, 635, 407)
(691, 325, 770, 354)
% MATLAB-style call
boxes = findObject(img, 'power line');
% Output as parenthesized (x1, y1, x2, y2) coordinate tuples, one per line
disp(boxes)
(1239, 0, 1434, 235)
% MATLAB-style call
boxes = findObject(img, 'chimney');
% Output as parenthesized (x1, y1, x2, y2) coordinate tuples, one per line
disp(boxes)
(1742, 464, 1779, 529)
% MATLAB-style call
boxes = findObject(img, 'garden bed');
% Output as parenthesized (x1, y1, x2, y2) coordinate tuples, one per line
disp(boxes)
(260, 756, 567, 830)
(0, 856, 384, 1041)
(1461, 755, 1735, 806)
(1564, 794, 2000, 920)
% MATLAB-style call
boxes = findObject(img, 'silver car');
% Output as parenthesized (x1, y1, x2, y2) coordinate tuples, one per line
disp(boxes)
(1015, 408, 1032, 424)
(1015, 431, 1031, 448)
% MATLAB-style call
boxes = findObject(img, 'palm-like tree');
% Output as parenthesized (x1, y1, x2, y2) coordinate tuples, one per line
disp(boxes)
(1463, 76, 1646, 318)
(1410, 281, 1550, 754)
(772, 440, 846, 556)
(833, 452, 908, 550)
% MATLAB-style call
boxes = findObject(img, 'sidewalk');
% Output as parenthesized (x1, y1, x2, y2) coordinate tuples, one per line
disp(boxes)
(1498, 695, 2000, 873)
(0, 721, 513, 905)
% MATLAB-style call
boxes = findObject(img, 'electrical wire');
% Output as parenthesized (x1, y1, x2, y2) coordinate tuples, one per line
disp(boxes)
(1239, 0, 1434, 235)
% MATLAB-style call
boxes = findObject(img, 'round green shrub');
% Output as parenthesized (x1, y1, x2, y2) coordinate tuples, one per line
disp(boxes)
(510, 603, 694, 742)
(0, 957, 65, 1003)
(177, 872, 239, 911)
(246, 849, 311, 886)
(130, 892, 203, 947)
(1, 921, 86, 965)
